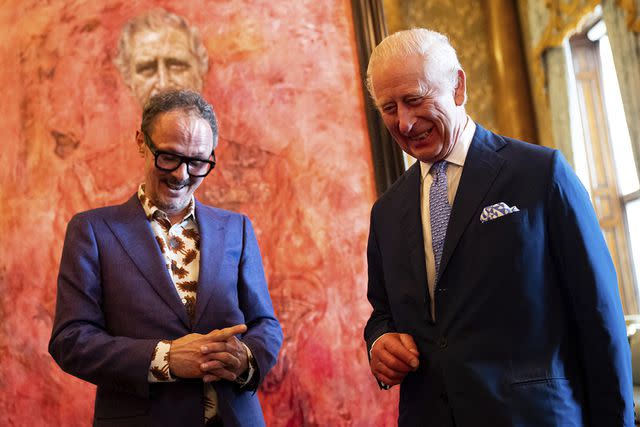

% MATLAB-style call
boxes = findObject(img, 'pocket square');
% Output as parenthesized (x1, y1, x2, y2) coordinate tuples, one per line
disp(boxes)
(480, 202, 520, 223)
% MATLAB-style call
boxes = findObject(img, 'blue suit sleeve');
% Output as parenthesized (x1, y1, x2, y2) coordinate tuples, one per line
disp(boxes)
(48, 214, 158, 398)
(547, 151, 634, 425)
(364, 206, 396, 355)
(236, 215, 283, 390)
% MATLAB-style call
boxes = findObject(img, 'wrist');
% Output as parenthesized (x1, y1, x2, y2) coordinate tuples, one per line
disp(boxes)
(235, 343, 255, 385)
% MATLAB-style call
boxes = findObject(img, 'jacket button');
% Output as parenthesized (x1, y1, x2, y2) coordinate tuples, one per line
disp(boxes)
(438, 337, 447, 348)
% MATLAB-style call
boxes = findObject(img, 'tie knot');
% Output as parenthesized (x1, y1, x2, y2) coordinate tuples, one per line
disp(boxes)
(430, 161, 448, 179)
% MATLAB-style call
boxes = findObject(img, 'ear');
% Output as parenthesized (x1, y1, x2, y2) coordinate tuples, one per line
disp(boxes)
(135, 130, 145, 157)
(453, 69, 466, 106)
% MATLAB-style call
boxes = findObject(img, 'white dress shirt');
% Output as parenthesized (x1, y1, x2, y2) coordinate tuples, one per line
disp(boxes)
(420, 117, 475, 320)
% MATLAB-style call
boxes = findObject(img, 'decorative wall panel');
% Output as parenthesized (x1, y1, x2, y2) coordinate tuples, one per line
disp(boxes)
(0, 1, 398, 425)
(392, 0, 499, 132)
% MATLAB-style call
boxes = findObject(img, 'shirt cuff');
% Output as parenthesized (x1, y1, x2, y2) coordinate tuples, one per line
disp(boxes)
(148, 340, 176, 383)
(234, 342, 256, 386)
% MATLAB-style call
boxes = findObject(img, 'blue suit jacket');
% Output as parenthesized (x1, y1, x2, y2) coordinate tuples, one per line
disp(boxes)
(49, 195, 282, 427)
(364, 125, 633, 426)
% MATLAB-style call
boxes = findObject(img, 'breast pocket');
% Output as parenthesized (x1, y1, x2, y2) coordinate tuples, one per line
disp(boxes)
(476, 209, 529, 251)
(480, 208, 526, 229)
(455, 209, 533, 283)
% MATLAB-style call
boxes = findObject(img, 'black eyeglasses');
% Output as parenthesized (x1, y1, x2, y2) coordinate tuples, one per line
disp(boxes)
(143, 133, 216, 177)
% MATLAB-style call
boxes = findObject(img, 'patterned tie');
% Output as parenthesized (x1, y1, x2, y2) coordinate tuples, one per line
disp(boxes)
(429, 161, 451, 281)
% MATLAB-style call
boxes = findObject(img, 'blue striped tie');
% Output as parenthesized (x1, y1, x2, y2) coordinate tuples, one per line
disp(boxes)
(429, 161, 451, 281)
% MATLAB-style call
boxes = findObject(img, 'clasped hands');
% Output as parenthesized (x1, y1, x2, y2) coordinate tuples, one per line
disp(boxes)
(169, 324, 249, 383)
(369, 333, 420, 387)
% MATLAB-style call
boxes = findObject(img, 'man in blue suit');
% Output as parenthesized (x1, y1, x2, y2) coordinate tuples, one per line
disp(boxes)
(49, 90, 282, 427)
(363, 28, 633, 426)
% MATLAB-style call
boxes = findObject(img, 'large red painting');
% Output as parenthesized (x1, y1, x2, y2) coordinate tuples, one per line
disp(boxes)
(0, 1, 399, 425)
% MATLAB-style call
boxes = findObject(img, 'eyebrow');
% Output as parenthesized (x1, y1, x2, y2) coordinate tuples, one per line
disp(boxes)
(165, 58, 191, 67)
(135, 60, 157, 72)
(145, 134, 212, 160)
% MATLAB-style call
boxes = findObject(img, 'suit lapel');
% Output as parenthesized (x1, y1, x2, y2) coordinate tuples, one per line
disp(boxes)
(439, 126, 506, 280)
(192, 201, 227, 327)
(397, 164, 431, 312)
(105, 195, 191, 329)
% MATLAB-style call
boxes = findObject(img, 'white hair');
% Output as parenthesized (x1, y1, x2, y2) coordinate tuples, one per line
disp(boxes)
(366, 28, 462, 102)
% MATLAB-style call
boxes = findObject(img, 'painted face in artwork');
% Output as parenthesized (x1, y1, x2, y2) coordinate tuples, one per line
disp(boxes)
(371, 53, 467, 163)
(127, 27, 204, 106)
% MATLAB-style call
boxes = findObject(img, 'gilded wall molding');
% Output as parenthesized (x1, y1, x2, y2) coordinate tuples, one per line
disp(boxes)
(533, 0, 601, 52)
(617, 0, 640, 31)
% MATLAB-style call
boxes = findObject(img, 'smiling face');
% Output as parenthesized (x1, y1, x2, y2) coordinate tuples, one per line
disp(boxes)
(137, 109, 213, 222)
(371, 53, 467, 163)
(127, 27, 204, 106)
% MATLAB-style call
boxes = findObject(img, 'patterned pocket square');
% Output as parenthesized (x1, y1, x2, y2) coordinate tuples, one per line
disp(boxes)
(480, 202, 520, 223)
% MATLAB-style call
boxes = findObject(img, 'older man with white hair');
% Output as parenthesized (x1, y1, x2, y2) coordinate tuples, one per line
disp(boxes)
(364, 28, 633, 426)
(114, 8, 209, 107)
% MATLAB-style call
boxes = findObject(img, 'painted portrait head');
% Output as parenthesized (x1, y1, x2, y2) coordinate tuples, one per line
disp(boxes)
(114, 8, 209, 107)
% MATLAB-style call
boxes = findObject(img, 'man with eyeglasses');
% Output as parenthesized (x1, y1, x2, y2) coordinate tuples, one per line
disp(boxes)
(49, 90, 282, 427)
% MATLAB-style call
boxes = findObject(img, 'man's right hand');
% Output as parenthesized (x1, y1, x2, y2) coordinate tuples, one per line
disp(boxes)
(369, 333, 420, 387)
(168, 324, 247, 379)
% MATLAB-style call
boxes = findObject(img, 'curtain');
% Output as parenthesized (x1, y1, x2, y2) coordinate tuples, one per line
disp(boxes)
(602, 0, 640, 179)
(543, 45, 576, 167)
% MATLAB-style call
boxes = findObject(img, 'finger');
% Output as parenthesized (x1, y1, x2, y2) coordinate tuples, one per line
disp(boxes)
(200, 342, 228, 354)
(206, 324, 247, 342)
(201, 360, 226, 371)
(204, 367, 237, 382)
(202, 352, 241, 370)
(372, 359, 408, 384)
(203, 374, 220, 383)
(375, 371, 401, 387)
(371, 338, 406, 371)
(225, 335, 242, 347)
(384, 337, 419, 369)
(376, 349, 414, 373)
(399, 333, 420, 357)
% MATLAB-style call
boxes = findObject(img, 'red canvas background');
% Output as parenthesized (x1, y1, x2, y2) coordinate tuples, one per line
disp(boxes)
(0, 1, 399, 425)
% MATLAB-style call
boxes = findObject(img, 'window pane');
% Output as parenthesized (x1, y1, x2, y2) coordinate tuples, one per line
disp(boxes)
(599, 35, 640, 195)
(626, 198, 640, 292)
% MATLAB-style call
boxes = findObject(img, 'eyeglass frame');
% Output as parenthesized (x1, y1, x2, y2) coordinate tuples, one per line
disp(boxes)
(142, 132, 216, 177)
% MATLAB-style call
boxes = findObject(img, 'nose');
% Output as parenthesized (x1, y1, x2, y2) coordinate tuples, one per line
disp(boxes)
(397, 105, 416, 135)
(171, 162, 190, 182)
(156, 61, 169, 89)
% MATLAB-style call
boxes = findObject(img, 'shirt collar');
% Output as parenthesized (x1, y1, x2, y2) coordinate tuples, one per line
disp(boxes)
(137, 184, 196, 223)
(420, 115, 476, 180)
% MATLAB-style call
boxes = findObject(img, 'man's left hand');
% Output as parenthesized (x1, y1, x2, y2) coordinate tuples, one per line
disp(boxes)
(200, 335, 249, 383)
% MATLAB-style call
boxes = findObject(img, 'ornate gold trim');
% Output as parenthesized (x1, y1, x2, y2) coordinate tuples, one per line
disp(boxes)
(617, 0, 640, 31)
(533, 0, 600, 64)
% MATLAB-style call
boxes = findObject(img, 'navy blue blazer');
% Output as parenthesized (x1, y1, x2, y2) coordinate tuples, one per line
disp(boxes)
(364, 125, 633, 426)
(49, 195, 282, 427)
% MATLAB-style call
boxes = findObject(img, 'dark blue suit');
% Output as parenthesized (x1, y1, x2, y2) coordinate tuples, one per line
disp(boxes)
(364, 125, 633, 426)
(49, 195, 282, 427)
